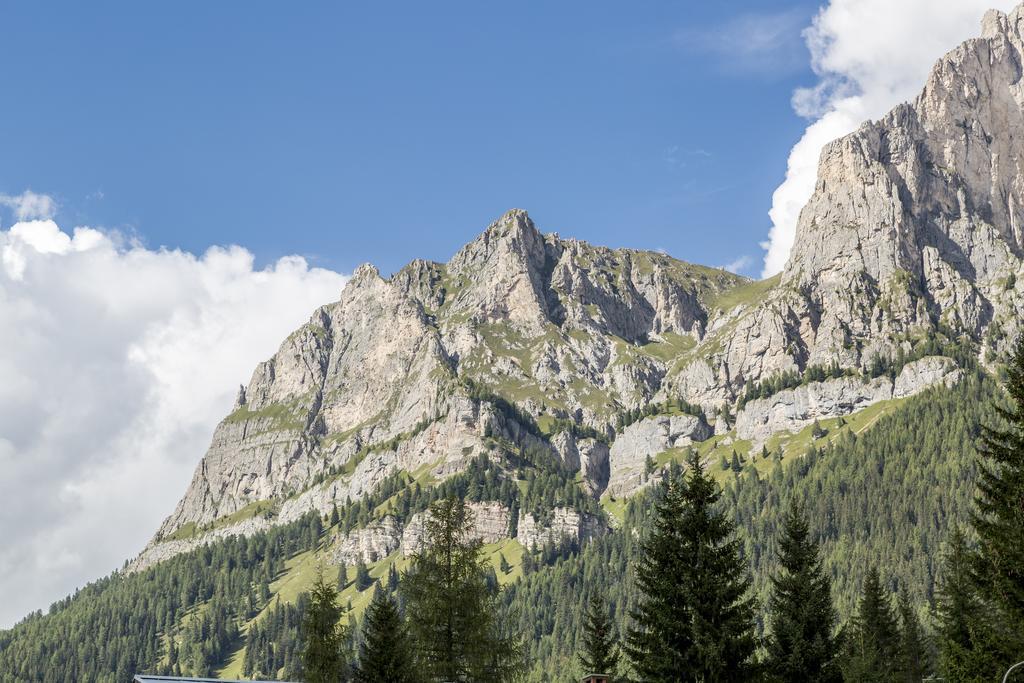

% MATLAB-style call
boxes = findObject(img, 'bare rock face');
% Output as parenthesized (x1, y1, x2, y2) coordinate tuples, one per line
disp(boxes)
(606, 414, 712, 497)
(894, 356, 964, 398)
(400, 501, 511, 556)
(146, 210, 742, 550)
(577, 438, 610, 497)
(735, 376, 895, 445)
(735, 357, 963, 444)
(516, 507, 603, 550)
(333, 517, 402, 565)
(783, 5, 1024, 353)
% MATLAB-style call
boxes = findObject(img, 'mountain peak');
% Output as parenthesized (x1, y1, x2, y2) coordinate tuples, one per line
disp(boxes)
(781, 4, 1024, 346)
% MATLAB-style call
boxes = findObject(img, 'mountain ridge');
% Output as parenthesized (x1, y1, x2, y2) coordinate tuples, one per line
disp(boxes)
(136, 4, 1024, 570)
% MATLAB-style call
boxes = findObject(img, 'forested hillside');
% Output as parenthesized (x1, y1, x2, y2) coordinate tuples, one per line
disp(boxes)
(0, 370, 997, 681)
(503, 371, 997, 680)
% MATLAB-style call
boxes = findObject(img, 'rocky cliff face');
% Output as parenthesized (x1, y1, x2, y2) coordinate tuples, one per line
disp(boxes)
(149, 209, 744, 547)
(784, 7, 1024, 350)
(329, 502, 603, 566)
(138, 8, 1024, 568)
(734, 356, 963, 445)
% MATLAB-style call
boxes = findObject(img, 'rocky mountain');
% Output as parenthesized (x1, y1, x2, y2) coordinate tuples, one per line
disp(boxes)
(134, 5, 1024, 571)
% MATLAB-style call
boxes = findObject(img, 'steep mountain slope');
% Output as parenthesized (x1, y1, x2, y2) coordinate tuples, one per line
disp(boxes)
(138, 211, 750, 566)
(134, 4, 1024, 569)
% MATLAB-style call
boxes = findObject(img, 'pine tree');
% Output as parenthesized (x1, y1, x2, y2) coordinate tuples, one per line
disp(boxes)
(842, 566, 900, 682)
(301, 569, 350, 683)
(971, 335, 1024, 660)
(730, 450, 742, 472)
(935, 528, 1002, 681)
(337, 563, 348, 590)
(577, 594, 620, 680)
(499, 552, 512, 575)
(401, 497, 524, 682)
(625, 451, 756, 681)
(386, 563, 400, 593)
(764, 500, 841, 682)
(355, 559, 373, 591)
(329, 502, 340, 527)
(353, 588, 416, 683)
(895, 589, 928, 682)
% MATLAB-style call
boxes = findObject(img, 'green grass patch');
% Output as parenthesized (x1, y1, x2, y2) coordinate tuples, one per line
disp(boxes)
(637, 331, 697, 364)
(212, 500, 276, 530)
(223, 398, 308, 432)
(600, 493, 628, 526)
(163, 521, 198, 542)
(709, 273, 781, 313)
(484, 538, 526, 585)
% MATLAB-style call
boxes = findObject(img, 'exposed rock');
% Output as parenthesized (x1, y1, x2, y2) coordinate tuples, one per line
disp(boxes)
(142, 6, 1024, 564)
(577, 438, 610, 497)
(516, 507, 604, 550)
(607, 414, 712, 497)
(400, 501, 511, 555)
(894, 356, 964, 398)
(735, 357, 963, 444)
(735, 376, 894, 445)
(781, 5, 1024, 354)
(129, 516, 272, 573)
(333, 517, 401, 565)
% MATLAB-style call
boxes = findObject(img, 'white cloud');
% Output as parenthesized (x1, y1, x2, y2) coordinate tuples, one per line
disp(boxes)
(0, 190, 58, 221)
(721, 255, 752, 274)
(761, 0, 1019, 277)
(0, 220, 348, 627)
(680, 8, 809, 76)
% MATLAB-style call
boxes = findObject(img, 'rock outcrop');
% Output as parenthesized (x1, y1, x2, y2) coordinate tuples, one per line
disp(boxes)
(400, 501, 512, 555)
(735, 357, 963, 444)
(334, 517, 402, 565)
(324, 501, 604, 565)
(517, 507, 603, 550)
(607, 414, 712, 496)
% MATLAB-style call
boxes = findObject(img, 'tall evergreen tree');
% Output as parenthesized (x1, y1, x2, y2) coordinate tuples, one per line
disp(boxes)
(935, 528, 1002, 681)
(730, 450, 742, 473)
(577, 594, 620, 680)
(842, 567, 900, 683)
(355, 559, 373, 591)
(386, 563, 400, 593)
(972, 335, 1024, 660)
(895, 589, 928, 683)
(626, 451, 756, 681)
(337, 563, 349, 590)
(301, 569, 350, 683)
(764, 500, 841, 682)
(353, 588, 416, 683)
(401, 496, 524, 682)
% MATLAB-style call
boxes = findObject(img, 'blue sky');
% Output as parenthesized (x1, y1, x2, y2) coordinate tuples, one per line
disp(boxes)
(0, 1, 821, 276)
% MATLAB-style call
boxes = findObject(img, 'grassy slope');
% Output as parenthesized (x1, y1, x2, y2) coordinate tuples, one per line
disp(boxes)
(215, 531, 527, 678)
